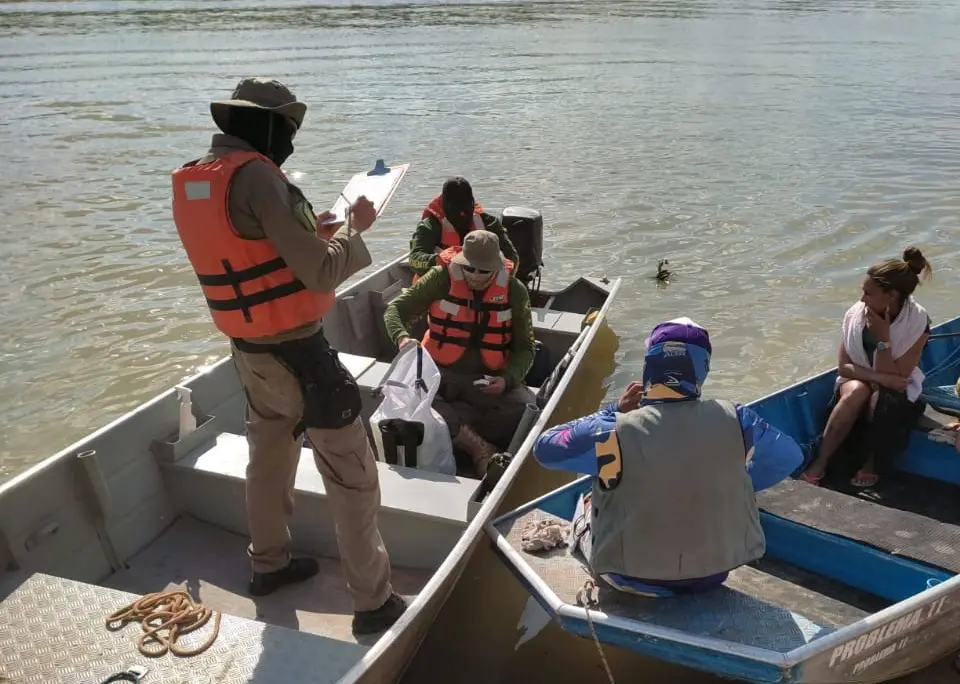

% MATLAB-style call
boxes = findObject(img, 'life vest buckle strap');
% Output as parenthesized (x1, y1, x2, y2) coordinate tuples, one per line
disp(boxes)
(221, 258, 252, 323)
(478, 339, 513, 352)
(196, 255, 289, 287)
(206, 279, 307, 316)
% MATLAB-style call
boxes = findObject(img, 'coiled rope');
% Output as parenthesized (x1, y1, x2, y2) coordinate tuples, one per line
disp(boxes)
(106, 590, 221, 657)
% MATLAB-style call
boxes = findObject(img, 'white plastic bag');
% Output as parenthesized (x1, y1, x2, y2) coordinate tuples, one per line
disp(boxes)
(369, 343, 456, 475)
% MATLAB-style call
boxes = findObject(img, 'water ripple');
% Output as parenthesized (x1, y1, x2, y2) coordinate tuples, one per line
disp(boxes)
(2, 0, 960, 496)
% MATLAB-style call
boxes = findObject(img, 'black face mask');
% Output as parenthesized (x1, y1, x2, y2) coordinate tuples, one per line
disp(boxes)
(224, 108, 295, 167)
(442, 198, 473, 232)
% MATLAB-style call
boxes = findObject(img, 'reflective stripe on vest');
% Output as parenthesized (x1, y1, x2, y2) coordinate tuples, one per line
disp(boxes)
(421, 260, 514, 372)
(171, 150, 334, 339)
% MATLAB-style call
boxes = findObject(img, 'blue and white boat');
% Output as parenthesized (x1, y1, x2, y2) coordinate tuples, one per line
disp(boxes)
(486, 314, 960, 683)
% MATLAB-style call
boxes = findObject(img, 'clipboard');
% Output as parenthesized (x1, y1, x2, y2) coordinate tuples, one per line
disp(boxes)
(320, 159, 410, 226)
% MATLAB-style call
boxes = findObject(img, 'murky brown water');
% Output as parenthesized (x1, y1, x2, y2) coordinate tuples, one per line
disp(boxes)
(2, 0, 960, 680)
(3, 0, 960, 480)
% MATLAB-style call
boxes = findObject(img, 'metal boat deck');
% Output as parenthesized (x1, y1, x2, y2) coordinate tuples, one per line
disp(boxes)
(0, 516, 431, 684)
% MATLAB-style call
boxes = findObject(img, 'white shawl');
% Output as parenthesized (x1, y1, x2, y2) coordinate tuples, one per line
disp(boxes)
(839, 298, 928, 402)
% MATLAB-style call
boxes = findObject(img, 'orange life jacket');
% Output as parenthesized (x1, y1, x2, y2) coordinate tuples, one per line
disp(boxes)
(422, 193, 486, 249)
(412, 197, 487, 285)
(421, 252, 515, 372)
(171, 150, 333, 339)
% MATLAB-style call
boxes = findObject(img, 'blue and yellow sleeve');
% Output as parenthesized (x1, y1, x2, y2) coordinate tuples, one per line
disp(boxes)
(533, 402, 620, 481)
(737, 404, 803, 491)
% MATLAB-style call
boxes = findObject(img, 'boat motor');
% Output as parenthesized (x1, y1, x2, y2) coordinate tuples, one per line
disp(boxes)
(500, 206, 544, 294)
(377, 418, 425, 469)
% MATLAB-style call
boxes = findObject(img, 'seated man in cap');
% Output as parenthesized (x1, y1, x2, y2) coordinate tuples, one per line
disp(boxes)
(408, 176, 520, 280)
(534, 318, 803, 596)
(385, 230, 536, 477)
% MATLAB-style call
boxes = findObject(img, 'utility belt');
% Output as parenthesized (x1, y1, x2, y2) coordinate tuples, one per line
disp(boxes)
(232, 328, 362, 438)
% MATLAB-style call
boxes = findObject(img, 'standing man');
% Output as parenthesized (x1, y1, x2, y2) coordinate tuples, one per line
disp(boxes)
(171, 77, 405, 635)
(407, 176, 520, 279)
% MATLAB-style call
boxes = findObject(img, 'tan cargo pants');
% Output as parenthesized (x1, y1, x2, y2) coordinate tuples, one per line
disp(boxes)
(231, 343, 393, 612)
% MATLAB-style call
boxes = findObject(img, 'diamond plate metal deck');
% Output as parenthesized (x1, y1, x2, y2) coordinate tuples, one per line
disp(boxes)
(101, 516, 431, 646)
(0, 572, 369, 684)
(499, 509, 872, 654)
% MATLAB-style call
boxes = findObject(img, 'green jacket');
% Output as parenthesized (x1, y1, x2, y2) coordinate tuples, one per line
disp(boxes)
(384, 266, 536, 389)
(407, 212, 520, 276)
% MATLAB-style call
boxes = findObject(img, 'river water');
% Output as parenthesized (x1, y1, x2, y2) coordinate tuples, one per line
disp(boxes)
(2, 0, 960, 681)
(3, 0, 960, 479)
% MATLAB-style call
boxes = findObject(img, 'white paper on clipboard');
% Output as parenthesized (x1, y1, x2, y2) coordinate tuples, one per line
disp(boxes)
(322, 160, 410, 225)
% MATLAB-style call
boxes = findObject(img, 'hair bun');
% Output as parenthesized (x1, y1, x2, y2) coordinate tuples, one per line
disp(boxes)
(903, 246, 928, 276)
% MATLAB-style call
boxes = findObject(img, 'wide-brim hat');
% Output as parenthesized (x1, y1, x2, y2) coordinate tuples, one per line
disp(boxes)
(211, 77, 307, 134)
(452, 230, 506, 272)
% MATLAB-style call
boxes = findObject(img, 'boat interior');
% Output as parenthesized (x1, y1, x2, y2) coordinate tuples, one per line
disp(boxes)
(487, 315, 960, 682)
(0, 252, 615, 684)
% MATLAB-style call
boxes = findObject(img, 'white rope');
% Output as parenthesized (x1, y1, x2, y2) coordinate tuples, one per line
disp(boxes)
(576, 580, 616, 684)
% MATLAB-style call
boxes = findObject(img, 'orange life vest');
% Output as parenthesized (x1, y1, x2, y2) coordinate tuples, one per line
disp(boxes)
(412, 196, 487, 285)
(422, 193, 486, 249)
(421, 252, 515, 372)
(171, 150, 333, 339)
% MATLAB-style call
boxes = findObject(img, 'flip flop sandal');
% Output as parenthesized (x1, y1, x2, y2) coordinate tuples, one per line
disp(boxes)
(798, 472, 823, 485)
(851, 470, 879, 488)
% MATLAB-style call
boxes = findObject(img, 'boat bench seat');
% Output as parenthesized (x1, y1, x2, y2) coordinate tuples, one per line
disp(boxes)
(165, 432, 479, 526)
(758, 479, 960, 574)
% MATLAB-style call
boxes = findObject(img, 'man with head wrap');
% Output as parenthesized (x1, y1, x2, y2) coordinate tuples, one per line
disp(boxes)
(533, 318, 802, 596)
(170, 77, 405, 635)
(407, 176, 520, 279)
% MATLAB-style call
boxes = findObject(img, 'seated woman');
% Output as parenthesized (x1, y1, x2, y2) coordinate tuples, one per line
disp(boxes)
(801, 247, 932, 488)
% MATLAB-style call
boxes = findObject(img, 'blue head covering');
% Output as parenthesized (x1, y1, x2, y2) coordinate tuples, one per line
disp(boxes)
(640, 317, 711, 404)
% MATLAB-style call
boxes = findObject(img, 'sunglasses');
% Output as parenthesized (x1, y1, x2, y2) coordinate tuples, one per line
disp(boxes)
(462, 266, 492, 275)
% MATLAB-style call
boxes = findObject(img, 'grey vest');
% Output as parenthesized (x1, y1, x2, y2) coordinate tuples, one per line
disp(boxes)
(589, 399, 765, 581)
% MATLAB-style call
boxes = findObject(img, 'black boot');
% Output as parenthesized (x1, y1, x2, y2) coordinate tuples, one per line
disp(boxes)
(352, 592, 408, 635)
(248, 557, 319, 597)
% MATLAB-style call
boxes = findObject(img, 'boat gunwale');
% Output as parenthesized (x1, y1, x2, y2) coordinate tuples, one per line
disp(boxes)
(336, 271, 622, 683)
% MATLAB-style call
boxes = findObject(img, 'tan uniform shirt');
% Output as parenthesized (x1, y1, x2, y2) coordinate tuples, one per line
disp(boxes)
(200, 134, 372, 343)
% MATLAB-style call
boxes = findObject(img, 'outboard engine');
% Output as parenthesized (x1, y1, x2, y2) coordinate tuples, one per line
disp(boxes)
(500, 206, 544, 293)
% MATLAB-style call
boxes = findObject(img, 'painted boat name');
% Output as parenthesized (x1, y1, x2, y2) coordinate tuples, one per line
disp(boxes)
(828, 596, 947, 669)
(851, 638, 909, 675)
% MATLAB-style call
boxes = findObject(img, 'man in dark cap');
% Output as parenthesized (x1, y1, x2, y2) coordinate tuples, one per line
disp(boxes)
(407, 176, 520, 279)
(534, 318, 802, 597)
(170, 77, 405, 635)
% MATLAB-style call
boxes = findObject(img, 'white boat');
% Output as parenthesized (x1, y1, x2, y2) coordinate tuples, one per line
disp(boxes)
(0, 206, 621, 684)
